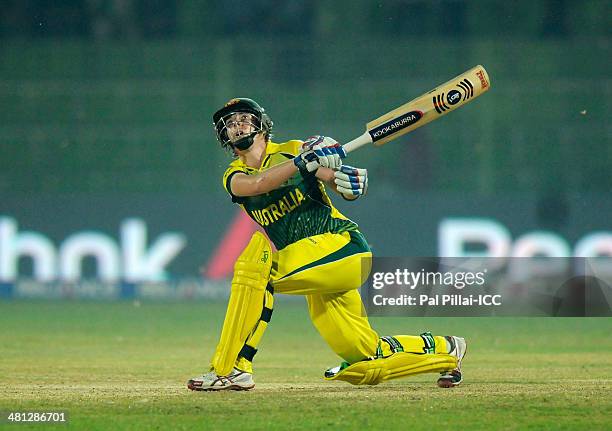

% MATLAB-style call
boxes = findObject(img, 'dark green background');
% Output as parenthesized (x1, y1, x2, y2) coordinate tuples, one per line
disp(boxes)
(0, 1, 610, 275)
(1, 0, 610, 195)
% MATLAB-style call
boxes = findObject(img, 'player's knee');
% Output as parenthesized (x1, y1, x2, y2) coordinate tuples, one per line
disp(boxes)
(232, 232, 272, 292)
(334, 338, 376, 364)
(233, 261, 266, 290)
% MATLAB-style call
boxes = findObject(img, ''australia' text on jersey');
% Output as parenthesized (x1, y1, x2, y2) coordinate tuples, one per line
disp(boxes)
(250, 187, 306, 226)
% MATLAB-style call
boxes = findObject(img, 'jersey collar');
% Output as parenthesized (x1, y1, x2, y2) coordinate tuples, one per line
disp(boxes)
(229, 140, 281, 171)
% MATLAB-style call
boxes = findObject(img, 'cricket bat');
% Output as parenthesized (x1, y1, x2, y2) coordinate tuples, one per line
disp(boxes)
(342, 65, 491, 153)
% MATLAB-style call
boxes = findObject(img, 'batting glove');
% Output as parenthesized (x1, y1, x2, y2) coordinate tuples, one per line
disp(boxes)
(334, 165, 368, 197)
(294, 136, 346, 173)
(300, 135, 341, 152)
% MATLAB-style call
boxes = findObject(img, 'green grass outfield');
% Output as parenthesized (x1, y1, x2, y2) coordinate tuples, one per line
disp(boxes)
(1, 300, 611, 430)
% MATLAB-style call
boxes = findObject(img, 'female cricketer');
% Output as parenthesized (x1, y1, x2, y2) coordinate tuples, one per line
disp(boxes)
(187, 98, 466, 391)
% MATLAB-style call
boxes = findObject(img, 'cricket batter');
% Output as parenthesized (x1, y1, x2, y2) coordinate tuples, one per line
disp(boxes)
(188, 98, 466, 391)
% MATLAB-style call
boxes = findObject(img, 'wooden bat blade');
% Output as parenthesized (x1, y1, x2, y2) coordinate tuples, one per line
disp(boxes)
(342, 65, 491, 153)
(368, 65, 490, 146)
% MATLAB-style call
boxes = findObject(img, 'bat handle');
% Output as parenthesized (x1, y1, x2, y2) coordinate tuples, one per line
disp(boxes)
(342, 132, 373, 154)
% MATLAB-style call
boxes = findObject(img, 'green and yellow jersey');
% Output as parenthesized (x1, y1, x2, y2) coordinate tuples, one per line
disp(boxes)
(222, 140, 359, 250)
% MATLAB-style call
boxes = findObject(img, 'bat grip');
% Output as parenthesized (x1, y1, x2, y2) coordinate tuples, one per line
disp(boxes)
(341, 132, 373, 154)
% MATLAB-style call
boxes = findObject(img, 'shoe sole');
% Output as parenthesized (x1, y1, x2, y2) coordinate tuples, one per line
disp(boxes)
(187, 380, 255, 391)
(437, 372, 462, 388)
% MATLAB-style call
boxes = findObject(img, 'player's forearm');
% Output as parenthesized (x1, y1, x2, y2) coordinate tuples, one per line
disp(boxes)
(316, 167, 340, 194)
(315, 167, 334, 183)
(234, 160, 299, 196)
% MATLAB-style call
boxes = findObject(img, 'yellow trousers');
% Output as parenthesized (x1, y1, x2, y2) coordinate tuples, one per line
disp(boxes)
(226, 230, 454, 376)
(271, 230, 379, 363)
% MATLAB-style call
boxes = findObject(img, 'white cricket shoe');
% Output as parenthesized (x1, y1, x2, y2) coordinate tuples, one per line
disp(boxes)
(187, 368, 255, 391)
(437, 336, 467, 388)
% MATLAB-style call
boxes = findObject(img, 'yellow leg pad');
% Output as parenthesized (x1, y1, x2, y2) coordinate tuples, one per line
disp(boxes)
(244, 289, 274, 349)
(233, 288, 274, 373)
(210, 232, 272, 376)
(325, 352, 457, 386)
(234, 356, 253, 374)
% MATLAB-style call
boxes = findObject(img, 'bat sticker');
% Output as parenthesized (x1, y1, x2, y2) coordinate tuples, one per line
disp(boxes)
(433, 93, 450, 114)
(368, 110, 423, 141)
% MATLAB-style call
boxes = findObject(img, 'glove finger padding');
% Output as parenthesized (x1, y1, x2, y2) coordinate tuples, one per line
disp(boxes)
(334, 166, 368, 196)
(301, 135, 326, 152)
(301, 136, 346, 157)
(338, 166, 366, 176)
(335, 178, 367, 195)
(314, 145, 342, 170)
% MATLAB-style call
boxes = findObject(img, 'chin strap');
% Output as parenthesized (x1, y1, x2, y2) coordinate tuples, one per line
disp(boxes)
(233, 132, 259, 151)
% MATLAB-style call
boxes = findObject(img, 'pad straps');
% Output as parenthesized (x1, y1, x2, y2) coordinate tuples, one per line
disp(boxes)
(377, 336, 405, 358)
(420, 331, 436, 354)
